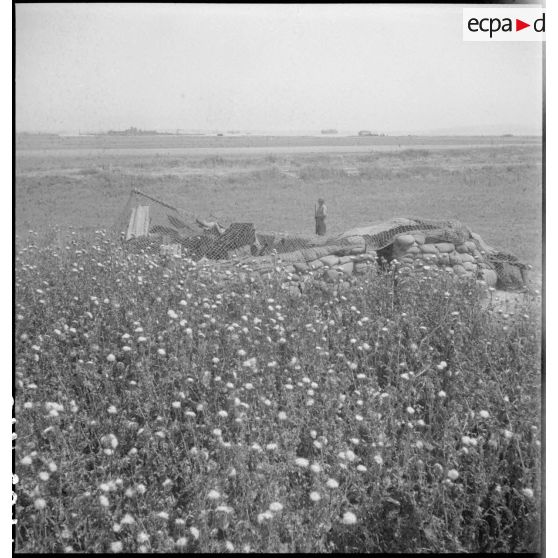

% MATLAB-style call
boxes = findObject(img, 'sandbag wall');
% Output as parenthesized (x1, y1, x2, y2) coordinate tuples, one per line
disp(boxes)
(390, 233, 498, 287)
(180, 222, 519, 291)
(286, 251, 377, 283)
(241, 237, 377, 283)
(191, 237, 378, 287)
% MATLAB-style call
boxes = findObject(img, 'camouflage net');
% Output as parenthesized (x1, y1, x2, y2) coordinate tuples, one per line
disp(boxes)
(111, 190, 528, 289)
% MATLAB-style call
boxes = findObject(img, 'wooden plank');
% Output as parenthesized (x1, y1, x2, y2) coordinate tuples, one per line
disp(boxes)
(135, 206, 150, 236)
(126, 207, 137, 240)
(126, 205, 150, 239)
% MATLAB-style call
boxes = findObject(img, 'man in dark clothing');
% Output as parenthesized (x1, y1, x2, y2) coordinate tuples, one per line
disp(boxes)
(315, 198, 327, 236)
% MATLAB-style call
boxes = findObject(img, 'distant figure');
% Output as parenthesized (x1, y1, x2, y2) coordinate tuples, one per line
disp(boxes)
(315, 198, 327, 236)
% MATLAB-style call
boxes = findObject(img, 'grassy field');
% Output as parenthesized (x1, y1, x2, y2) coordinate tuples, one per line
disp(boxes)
(14, 233, 542, 553)
(15, 135, 542, 273)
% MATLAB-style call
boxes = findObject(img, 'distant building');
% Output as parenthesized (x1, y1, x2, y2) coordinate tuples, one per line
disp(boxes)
(358, 130, 379, 136)
(321, 129, 338, 134)
(107, 127, 158, 136)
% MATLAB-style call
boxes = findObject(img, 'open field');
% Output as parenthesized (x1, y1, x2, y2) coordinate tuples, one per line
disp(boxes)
(16, 135, 543, 272)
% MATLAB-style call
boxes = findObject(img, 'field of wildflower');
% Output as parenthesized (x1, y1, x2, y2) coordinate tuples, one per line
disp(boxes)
(14, 231, 542, 553)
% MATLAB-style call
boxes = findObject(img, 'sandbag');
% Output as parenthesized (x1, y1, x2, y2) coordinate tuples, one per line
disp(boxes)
(342, 235, 368, 247)
(421, 244, 438, 254)
(462, 261, 477, 273)
(308, 260, 324, 270)
(413, 232, 426, 245)
(338, 262, 354, 275)
(394, 234, 415, 249)
(321, 244, 360, 257)
(405, 246, 421, 255)
(348, 245, 366, 255)
(456, 241, 476, 254)
(435, 242, 455, 253)
(449, 253, 462, 266)
(313, 247, 331, 258)
(320, 255, 340, 267)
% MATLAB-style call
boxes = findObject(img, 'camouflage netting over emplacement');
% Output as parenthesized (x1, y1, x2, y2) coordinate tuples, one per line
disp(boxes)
(112, 189, 528, 290)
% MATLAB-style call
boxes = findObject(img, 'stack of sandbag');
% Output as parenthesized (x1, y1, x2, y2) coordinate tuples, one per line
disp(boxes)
(201, 236, 376, 288)
(193, 250, 377, 288)
(185, 218, 527, 291)
(286, 250, 377, 280)
(391, 233, 498, 287)
(222, 235, 367, 273)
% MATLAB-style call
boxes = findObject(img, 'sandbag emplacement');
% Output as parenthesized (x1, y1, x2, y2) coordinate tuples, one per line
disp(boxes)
(187, 217, 527, 291)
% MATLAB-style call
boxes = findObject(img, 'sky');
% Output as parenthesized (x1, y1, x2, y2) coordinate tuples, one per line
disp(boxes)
(15, 3, 543, 134)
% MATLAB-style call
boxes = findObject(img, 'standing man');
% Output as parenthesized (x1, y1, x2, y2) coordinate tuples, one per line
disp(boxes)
(315, 198, 327, 236)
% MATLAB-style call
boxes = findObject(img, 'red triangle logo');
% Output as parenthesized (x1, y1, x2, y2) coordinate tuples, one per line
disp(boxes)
(516, 19, 530, 31)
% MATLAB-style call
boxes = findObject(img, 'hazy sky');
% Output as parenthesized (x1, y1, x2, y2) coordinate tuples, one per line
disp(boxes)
(15, 3, 543, 134)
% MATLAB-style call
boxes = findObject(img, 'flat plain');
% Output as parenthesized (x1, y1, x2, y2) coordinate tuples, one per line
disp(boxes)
(16, 134, 542, 271)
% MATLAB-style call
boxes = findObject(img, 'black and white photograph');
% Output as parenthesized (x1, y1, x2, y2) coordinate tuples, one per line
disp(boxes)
(13, 2, 545, 554)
